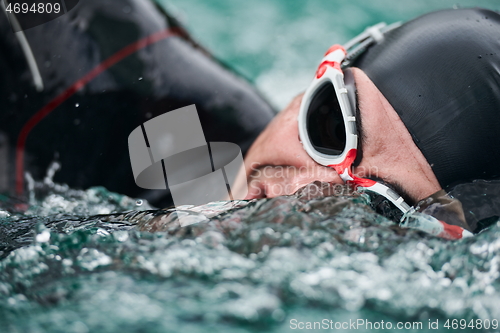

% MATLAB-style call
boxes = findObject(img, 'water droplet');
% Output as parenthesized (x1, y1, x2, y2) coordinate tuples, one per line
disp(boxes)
(75, 103, 80, 107)
(478, 55, 482, 59)
(36, 230, 51, 243)
(114, 231, 129, 242)
(138, 77, 143, 81)
(136, 199, 143, 206)
(96, 228, 110, 236)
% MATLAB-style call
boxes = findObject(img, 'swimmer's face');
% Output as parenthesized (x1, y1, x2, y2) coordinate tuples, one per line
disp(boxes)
(244, 67, 441, 203)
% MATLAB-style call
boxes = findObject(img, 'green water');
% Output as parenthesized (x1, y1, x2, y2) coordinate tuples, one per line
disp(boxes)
(2, 1, 500, 332)
(162, 0, 500, 109)
(1, 182, 500, 332)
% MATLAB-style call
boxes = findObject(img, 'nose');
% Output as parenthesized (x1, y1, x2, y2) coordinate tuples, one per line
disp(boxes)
(246, 159, 344, 199)
(284, 162, 346, 195)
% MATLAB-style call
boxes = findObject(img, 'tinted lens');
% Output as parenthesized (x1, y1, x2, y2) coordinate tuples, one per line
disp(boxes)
(306, 82, 346, 155)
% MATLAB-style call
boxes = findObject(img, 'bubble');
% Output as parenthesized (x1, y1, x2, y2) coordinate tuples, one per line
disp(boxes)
(136, 199, 143, 206)
(36, 230, 51, 243)
(75, 103, 80, 107)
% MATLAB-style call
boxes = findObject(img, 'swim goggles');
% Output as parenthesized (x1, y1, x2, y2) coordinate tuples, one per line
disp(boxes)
(297, 22, 412, 219)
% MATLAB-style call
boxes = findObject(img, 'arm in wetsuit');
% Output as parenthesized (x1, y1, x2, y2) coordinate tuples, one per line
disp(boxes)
(0, 0, 275, 207)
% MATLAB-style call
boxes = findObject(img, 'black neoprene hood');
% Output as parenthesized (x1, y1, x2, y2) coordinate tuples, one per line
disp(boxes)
(352, 8, 500, 188)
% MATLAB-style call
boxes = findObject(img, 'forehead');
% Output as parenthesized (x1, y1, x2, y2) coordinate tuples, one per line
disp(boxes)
(350, 67, 441, 202)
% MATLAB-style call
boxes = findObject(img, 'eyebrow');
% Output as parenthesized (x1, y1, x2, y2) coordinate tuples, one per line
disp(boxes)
(353, 89, 365, 166)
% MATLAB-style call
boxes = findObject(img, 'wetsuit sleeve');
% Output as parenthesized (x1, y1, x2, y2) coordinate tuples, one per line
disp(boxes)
(0, 0, 275, 207)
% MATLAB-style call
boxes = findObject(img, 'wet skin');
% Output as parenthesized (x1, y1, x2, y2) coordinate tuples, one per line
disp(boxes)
(244, 68, 441, 204)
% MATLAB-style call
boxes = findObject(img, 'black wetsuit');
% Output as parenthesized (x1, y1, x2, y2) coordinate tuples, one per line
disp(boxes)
(0, 0, 275, 207)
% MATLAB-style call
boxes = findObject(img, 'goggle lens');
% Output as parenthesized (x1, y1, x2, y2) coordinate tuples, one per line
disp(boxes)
(306, 82, 346, 156)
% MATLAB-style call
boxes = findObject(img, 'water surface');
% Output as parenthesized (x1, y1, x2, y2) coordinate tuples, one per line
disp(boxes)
(1, 182, 499, 332)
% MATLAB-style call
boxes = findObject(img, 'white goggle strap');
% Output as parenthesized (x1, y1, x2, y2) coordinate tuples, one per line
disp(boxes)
(342, 21, 402, 68)
(357, 181, 411, 216)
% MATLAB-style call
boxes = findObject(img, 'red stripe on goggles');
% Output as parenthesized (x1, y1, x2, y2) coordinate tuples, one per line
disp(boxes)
(297, 22, 411, 219)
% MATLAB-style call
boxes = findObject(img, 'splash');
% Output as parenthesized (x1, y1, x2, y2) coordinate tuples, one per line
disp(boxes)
(0, 181, 499, 332)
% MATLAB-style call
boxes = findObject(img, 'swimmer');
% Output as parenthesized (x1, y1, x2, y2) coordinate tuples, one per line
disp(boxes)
(2, 3, 499, 232)
(245, 8, 500, 232)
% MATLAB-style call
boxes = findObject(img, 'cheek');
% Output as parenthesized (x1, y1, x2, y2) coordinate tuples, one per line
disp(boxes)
(245, 95, 306, 170)
(259, 97, 305, 153)
(271, 113, 299, 144)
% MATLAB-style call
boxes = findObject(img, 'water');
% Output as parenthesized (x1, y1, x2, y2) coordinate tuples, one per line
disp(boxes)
(3, 1, 500, 332)
(162, 0, 500, 109)
(1, 181, 500, 332)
